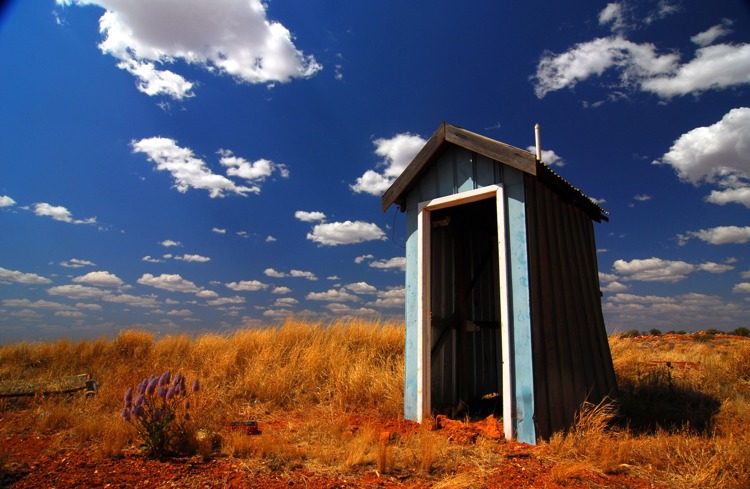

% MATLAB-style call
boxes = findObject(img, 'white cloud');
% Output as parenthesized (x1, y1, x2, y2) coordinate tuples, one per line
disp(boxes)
(369, 257, 406, 271)
(175, 254, 211, 263)
(55, 310, 86, 318)
(103, 293, 160, 308)
(73, 271, 124, 287)
(206, 296, 245, 306)
(273, 297, 298, 306)
(3, 299, 74, 311)
(532, 24, 750, 100)
(0, 195, 16, 207)
(272, 286, 292, 295)
(603, 291, 748, 332)
(0, 267, 52, 285)
(294, 210, 326, 222)
(218, 149, 289, 189)
(370, 287, 405, 309)
(48, 284, 106, 299)
(526, 147, 565, 167)
(58, 0, 321, 99)
(345, 282, 377, 294)
(60, 258, 96, 268)
(733, 283, 750, 294)
(691, 20, 733, 47)
(641, 44, 750, 98)
(633, 194, 652, 201)
(137, 273, 201, 294)
(33, 202, 96, 225)
(131, 137, 254, 198)
(264, 268, 317, 280)
(212, 227, 226, 234)
(351, 133, 426, 195)
(598, 3, 625, 32)
(679, 225, 750, 245)
(601, 281, 629, 293)
(142, 256, 164, 263)
(196, 289, 219, 299)
(306, 288, 360, 302)
(612, 257, 733, 282)
(355, 254, 374, 264)
(265, 236, 276, 243)
(307, 221, 386, 246)
(225, 280, 268, 292)
(165, 309, 192, 317)
(655, 107, 750, 207)
(532, 36, 679, 98)
(160, 240, 181, 247)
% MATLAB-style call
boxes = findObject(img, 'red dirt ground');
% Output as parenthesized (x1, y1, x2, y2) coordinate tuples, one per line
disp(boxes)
(0, 409, 661, 488)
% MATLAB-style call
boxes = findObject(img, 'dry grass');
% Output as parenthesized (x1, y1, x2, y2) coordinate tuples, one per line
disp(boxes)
(2, 322, 749, 486)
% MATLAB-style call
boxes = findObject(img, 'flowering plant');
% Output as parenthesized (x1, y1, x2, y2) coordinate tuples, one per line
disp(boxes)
(121, 370, 199, 458)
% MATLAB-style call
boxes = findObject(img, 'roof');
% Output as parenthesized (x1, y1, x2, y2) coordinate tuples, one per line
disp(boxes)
(381, 122, 608, 222)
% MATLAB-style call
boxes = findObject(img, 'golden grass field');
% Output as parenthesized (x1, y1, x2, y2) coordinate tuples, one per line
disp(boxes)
(1, 319, 749, 488)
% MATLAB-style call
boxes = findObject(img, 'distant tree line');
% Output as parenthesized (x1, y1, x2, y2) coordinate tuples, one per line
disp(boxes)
(620, 327, 750, 339)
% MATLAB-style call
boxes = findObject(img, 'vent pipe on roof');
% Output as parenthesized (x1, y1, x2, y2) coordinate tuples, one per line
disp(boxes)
(534, 123, 542, 162)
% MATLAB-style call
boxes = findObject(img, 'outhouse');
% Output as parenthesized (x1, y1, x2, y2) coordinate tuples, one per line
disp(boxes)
(381, 123, 617, 444)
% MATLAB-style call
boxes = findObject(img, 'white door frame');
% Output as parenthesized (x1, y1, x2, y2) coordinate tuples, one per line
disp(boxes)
(416, 184, 513, 439)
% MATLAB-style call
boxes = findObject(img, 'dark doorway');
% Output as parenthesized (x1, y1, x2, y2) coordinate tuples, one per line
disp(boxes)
(429, 198, 503, 417)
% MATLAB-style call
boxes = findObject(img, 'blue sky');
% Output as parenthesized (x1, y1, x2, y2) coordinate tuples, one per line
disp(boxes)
(1, 0, 749, 342)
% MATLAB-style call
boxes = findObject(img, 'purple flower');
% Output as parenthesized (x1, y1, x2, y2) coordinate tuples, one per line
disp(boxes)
(191, 379, 200, 393)
(134, 394, 145, 407)
(153, 409, 162, 422)
(185, 401, 190, 410)
(165, 386, 176, 400)
(157, 385, 167, 398)
(132, 405, 144, 418)
(146, 378, 158, 396)
(137, 379, 148, 394)
(121, 407, 131, 422)
(124, 387, 133, 407)
(158, 370, 171, 386)
(184, 412, 191, 421)
(172, 373, 183, 387)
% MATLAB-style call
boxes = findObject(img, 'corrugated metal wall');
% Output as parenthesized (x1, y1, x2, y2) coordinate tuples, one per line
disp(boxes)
(524, 174, 618, 439)
(429, 200, 502, 413)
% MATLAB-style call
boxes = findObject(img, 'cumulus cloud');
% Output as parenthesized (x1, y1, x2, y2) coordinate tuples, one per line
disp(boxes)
(73, 271, 124, 287)
(655, 107, 750, 207)
(532, 3, 750, 100)
(526, 147, 565, 167)
(175, 254, 211, 263)
(294, 211, 327, 222)
(225, 280, 268, 292)
(369, 257, 406, 272)
(370, 287, 405, 309)
(132, 137, 260, 198)
(272, 286, 292, 295)
(0, 267, 52, 285)
(33, 202, 96, 225)
(306, 288, 360, 302)
(612, 257, 733, 282)
(3, 299, 74, 311)
(160, 240, 181, 247)
(733, 283, 750, 294)
(48, 284, 106, 299)
(678, 225, 750, 246)
(264, 268, 317, 280)
(212, 227, 226, 234)
(60, 258, 95, 268)
(355, 254, 374, 264)
(57, 0, 321, 99)
(137, 273, 201, 294)
(351, 133, 426, 196)
(307, 221, 386, 246)
(345, 282, 377, 294)
(0, 195, 16, 207)
(691, 19, 733, 47)
(218, 149, 289, 187)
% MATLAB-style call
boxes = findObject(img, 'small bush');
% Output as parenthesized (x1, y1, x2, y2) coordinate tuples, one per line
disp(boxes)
(649, 329, 662, 336)
(729, 327, 750, 338)
(622, 330, 641, 338)
(121, 370, 199, 459)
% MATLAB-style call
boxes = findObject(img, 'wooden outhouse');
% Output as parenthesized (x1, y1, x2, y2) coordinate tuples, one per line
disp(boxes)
(381, 123, 617, 444)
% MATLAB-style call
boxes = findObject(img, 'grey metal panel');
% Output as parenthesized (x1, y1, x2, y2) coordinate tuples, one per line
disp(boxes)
(436, 151, 454, 196)
(475, 154, 497, 187)
(525, 176, 617, 439)
(456, 147, 474, 193)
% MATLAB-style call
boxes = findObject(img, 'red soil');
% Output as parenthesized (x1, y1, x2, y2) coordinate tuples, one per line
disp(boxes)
(0, 409, 661, 488)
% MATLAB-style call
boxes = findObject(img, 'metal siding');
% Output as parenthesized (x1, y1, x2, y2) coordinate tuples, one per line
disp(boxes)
(456, 148, 474, 193)
(476, 154, 497, 187)
(525, 176, 617, 438)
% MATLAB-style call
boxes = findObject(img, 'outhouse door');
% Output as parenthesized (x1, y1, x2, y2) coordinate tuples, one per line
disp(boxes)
(417, 185, 514, 438)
